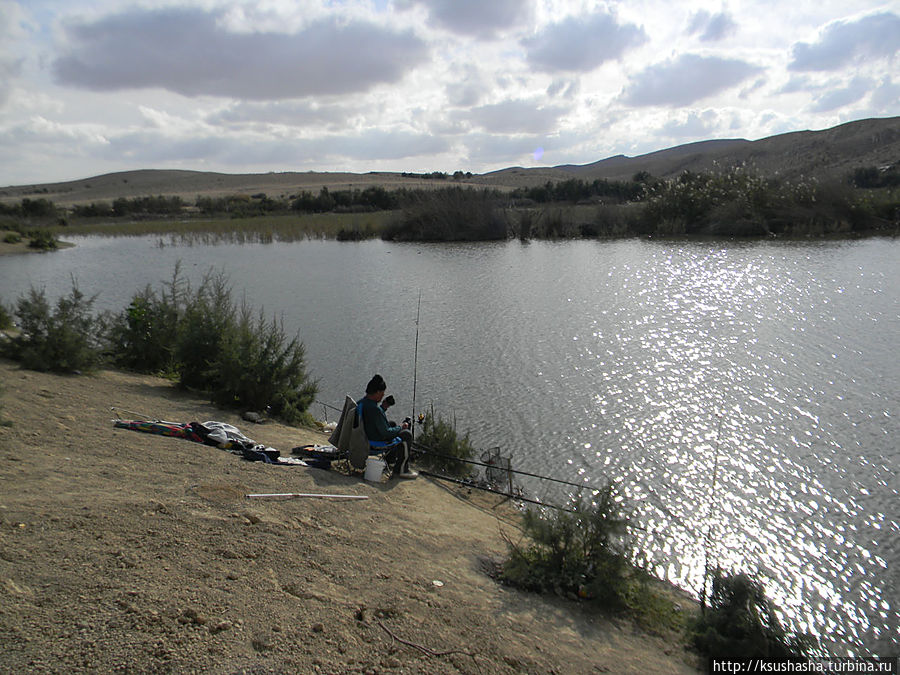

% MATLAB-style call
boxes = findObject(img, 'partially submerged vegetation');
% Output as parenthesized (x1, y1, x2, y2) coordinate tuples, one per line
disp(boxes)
(2, 163, 896, 244)
(1, 265, 318, 425)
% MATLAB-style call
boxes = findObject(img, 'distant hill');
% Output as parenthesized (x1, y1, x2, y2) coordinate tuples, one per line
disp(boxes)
(552, 117, 899, 183)
(1, 116, 897, 206)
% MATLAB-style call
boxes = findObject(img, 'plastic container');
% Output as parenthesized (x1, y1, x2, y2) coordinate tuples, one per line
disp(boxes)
(364, 456, 386, 482)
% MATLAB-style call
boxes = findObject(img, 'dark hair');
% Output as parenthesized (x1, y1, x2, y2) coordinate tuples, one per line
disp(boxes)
(382, 395, 395, 408)
(366, 374, 387, 395)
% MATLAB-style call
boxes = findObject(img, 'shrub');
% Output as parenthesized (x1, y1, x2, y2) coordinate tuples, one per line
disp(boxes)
(27, 229, 58, 250)
(692, 571, 815, 659)
(174, 270, 235, 391)
(209, 304, 318, 424)
(0, 302, 12, 330)
(103, 285, 182, 375)
(103, 264, 318, 423)
(3, 232, 22, 244)
(5, 282, 101, 373)
(501, 486, 631, 608)
(413, 406, 476, 477)
(383, 188, 507, 241)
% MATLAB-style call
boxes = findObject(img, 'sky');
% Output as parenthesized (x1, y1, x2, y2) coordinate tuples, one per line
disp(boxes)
(0, 0, 898, 185)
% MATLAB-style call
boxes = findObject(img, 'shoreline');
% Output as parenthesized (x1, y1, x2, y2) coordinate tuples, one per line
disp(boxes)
(0, 360, 700, 673)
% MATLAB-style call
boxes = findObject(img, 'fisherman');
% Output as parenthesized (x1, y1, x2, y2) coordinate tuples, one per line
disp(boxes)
(358, 374, 417, 479)
(380, 394, 396, 425)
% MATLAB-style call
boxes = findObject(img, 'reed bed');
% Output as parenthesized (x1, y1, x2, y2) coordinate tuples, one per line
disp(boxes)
(53, 211, 397, 243)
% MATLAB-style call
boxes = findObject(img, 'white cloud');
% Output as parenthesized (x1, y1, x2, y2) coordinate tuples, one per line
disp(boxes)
(659, 109, 721, 139)
(522, 9, 647, 73)
(809, 76, 873, 112)
(621, 54, 763, 107)
(687, 10, 737, 42)
(52, 6, 429, 99)
(869, 77, 900, 113)
(400, 0, 534, 39)
(455, 99, 567, 135)
(789, 11, 900, 71)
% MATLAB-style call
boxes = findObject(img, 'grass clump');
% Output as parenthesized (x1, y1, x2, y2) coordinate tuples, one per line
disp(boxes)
(692, 571, 815, 660)
(3, 282, 101, 373)
(413, 406, 476, 478)
(502, 486, 631, 607)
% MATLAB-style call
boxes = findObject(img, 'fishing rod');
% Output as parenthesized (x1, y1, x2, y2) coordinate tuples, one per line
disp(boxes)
(412, 441, 593, 491)
(700, 411, 725, 612)
(417, 470, 578, 512)
(411, 289, 422, 442)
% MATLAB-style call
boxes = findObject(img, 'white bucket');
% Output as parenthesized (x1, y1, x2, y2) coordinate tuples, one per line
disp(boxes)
(364, 456, 386, 482)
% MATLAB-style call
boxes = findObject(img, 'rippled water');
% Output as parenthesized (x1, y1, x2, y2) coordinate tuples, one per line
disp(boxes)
(1, 235, 897, 655)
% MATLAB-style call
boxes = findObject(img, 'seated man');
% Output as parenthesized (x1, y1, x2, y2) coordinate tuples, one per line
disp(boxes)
(357, 374, 417, 479)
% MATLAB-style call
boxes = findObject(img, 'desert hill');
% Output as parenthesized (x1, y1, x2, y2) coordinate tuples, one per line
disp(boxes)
(1, 116, 897, 207)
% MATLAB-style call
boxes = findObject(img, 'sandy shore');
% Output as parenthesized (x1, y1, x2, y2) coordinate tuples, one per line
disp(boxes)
(0, 360, 699, 673)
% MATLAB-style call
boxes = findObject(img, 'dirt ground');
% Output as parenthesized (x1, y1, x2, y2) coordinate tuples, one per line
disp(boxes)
(0, 360, 701, 674)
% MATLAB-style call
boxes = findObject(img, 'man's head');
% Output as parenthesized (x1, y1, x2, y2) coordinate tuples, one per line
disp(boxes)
(381, 395, 395, 409)
(366, 374, 387, 399)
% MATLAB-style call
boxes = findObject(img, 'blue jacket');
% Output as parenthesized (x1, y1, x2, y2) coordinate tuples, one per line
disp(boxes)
(357, 396, 401, 442)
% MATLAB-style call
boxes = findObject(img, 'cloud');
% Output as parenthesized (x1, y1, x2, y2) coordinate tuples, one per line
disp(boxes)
(455, 99, 567, 135)
(0, 0, 26, 106)
(659, 110, 721, 138)
(522, 10, 647, 73)
(621, 54, 763, 107)
(809, 76, 873, 112)
(400, 0, 533, 39)
(52, 6, 428, 99)
(91, 126, 451, 166)
(789, 12, 900, 72)
(869, 77, 900, 112)
(687, 10, 737, 42)
(209, 101, 362, 128)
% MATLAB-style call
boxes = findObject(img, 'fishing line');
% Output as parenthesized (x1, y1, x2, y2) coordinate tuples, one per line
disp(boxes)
(411, 289, 421, 442)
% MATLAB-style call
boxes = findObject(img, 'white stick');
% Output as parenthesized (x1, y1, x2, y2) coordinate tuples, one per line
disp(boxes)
(245, 493, 369, 500)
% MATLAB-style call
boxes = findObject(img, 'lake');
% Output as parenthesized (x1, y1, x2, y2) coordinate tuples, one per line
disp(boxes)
(1, 234, 898, 656)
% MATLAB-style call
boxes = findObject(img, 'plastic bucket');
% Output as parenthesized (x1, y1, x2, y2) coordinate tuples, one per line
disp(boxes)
(364, 456, 386, 482)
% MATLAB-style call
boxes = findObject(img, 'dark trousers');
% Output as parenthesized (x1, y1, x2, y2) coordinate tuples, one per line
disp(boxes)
(383, 429, 412, 474)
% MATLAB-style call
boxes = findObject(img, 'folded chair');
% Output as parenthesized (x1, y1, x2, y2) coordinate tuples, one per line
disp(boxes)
(328, 395, 403, 471)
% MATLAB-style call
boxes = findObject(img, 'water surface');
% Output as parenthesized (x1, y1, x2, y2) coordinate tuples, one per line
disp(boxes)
(1, 235, 897, 655)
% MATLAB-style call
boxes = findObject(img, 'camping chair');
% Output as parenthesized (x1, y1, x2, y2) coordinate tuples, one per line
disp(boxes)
(328, 395, 403, 472)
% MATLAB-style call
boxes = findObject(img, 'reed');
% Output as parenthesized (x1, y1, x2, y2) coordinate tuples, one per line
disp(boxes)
(51, 211, 397, 241)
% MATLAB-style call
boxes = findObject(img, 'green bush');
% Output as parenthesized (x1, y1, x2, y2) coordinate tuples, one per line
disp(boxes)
(103, 288, 181, 375)
(692, 571, 815, 659)
(174, 271, 234, 391)
(0, 302, 12, 330)
(27, 229, 59, 250)
(209, 304, 317, 424)
(102, 264, 318, 423)
(3, 232, 22, 244)
(5, 283, 101, 373)
(502, 486, 630, 608)
(413, 406, 476, 477)
(383, 188, 507, 241)
(638, 169, 885, 236)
